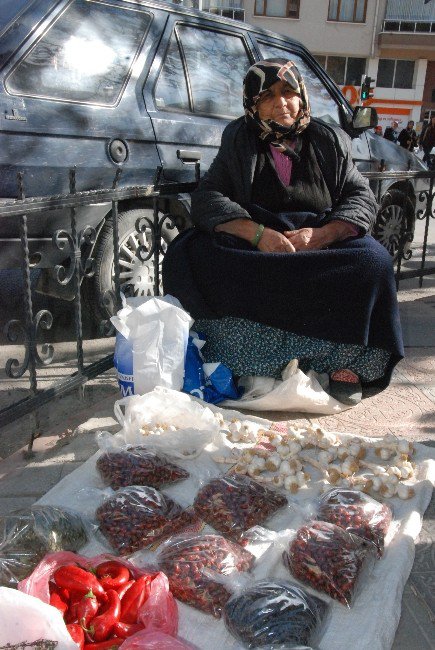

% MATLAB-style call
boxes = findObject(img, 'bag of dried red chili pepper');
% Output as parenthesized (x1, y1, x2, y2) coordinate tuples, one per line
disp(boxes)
(313, 488, 393, 558)
(283, 520, 375, 607)
(96, 486, 199, 555)
(193, 475, 288, 543)
(96, 447, 189, 490)
(156, 533, 255, 618)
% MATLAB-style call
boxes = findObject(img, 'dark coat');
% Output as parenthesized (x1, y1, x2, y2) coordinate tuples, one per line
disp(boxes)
(191, 117, 377, 234)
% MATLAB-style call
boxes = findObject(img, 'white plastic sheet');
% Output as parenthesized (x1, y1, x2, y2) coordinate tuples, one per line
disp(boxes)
(37, 390, 435, 650)
(223, 360, 351, 413)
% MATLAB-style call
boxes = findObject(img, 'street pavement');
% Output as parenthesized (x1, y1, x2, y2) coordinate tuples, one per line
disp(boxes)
(0, 273, 434, 648)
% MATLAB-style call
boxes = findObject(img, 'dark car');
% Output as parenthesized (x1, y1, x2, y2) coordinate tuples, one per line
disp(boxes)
(0, 0, 426, 322)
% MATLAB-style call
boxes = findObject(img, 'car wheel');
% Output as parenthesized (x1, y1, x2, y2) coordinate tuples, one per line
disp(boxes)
(82, 208, 178, 325)
(374, 189, 415, 260)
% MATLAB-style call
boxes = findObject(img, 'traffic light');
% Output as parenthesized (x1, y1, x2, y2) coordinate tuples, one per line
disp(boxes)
(360, 75, 375, 101)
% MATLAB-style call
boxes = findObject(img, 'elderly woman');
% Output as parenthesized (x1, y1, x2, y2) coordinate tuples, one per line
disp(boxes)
(163, 60, 404, 405)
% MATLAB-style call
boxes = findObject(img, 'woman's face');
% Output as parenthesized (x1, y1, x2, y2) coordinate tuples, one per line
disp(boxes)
(256, 79, 302, 127)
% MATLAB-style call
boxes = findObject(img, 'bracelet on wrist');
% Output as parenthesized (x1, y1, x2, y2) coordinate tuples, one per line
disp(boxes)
(251, 223, 265, 247)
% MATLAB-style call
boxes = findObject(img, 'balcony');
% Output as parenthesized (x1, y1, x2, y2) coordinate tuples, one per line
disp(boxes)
(383, 19, 435, 33)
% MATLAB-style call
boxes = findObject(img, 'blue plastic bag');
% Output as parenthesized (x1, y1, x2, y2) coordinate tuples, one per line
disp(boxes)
(113, 332, 134, 397)
(182, 332, 242, 404)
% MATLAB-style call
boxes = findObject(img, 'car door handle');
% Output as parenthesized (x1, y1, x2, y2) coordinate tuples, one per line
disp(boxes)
(177, 149, 201, 163)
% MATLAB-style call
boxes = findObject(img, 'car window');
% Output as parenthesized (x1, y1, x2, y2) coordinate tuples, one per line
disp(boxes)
(6, 0, 151, 105)
(154, 33, 190, 112)
(176, 25, 251, 118)
(257, 42, 341, 126)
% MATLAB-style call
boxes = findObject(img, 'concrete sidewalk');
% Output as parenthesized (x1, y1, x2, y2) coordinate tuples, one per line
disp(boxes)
(0, 278, 434, 649)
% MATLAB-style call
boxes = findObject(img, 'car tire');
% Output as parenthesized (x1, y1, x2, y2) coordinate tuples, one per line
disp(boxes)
(82, 208, 178, 325)
(374, 189, 415, 260)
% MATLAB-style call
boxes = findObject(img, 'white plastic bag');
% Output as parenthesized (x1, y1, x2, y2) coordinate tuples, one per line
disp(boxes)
(113, 386, 220, 457)
(111, 295, 193, 395)
(0, 586, 78, 649)
(223, 360, 351, 413)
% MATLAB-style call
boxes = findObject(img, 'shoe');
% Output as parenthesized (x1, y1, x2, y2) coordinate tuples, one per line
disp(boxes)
(328, 369, 362, 406)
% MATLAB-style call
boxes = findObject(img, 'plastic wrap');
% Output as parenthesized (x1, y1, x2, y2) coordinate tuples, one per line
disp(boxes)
(96, 486, 199, 555)
(0, 505, 89, 587)
(315, 488, 393, 557)
(96, 447, 189, 490)
(157, 533, 255, 618)
(223, 580, 328, 649)
(193, 475, 287, 542)
(120, 630, 195, 649)
(283, 521, 373, 607)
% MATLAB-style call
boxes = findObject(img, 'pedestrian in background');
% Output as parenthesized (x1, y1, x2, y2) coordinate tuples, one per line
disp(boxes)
(398, 121, 417, 150)
(421, 115, 435, 167)
(384, 120, 399, 143)
(374, 125, 383, 136)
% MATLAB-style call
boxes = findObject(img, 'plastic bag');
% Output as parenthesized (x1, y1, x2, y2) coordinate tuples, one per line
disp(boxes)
(114, 387, 219, 458)
(111, 295, 193, 395)
(193, 475, 288, 542)
(18, 551, 178, 645)
(223, 580, 328, 649)
(223, 360, 350, 413)
(314, 488, 393, 557)
(283, 520, 374, 607)
(183, 332, 241, 404)
(0, 586, 78, 649)
(96, 486, 199, 555)
(96, 446, 189, 490)
(0, 505, 90, 587)
(157, 533, 255, 618)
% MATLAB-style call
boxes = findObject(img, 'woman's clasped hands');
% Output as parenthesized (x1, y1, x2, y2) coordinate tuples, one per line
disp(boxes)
(258, 224, 336, 253)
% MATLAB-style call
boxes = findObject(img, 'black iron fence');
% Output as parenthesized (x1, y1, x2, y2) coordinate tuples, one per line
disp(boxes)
(0, 166, 434, 450)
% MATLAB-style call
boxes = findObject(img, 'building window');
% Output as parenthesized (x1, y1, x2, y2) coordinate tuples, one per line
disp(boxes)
(377, 59, 415, 89)
(254, 0, 300, 19)
(328, 0, 367, 23)
(313, 55, 366, 86)
(431, 89, 435, 103)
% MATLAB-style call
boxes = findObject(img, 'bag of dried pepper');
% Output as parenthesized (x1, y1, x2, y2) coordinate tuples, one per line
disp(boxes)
(193, 475, 288, 542)
(223, 580, 328, 649)
(313, 488, 393, 557)
(283, 520, 375, 607)
(96, 446, 189, 490)
(156, 533, 255, 618)
(96, 486, 199, 555)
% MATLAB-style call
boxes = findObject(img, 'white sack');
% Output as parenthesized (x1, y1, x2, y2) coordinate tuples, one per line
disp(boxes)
(0, 587, 78, 649)
(111, 295, 193, 394)
(222, 360, 351, 414)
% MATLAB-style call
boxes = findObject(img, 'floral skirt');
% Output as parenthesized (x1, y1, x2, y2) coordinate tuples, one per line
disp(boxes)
(195, 317, 391, 383)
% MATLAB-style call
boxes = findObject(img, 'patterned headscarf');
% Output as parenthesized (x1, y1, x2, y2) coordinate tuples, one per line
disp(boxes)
(243, 59, 311, 157)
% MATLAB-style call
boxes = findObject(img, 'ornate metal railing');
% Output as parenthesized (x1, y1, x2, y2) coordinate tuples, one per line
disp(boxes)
(0, 166, 198, 451)
(0, 165, 433, 450)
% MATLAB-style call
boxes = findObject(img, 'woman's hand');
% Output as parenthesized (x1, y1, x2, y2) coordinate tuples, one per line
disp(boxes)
(258, 228, 295, 253)
(284, 221, 357, 251)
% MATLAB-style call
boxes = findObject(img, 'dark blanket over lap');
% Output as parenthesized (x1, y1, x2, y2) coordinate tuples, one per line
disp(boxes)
(162, 210, 404, 367)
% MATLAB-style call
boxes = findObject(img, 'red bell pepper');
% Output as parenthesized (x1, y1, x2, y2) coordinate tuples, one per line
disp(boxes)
(49, 591, 68, 616)
(83, 640, 123, 650)
(65, 594, 83, 624)
(54, 565, 106, 600)
(77, 590, 100, 628)
(88, 590, 121, 642)
(115, 580, 134, 600)
(66, 623, 85, 650)
(120, 575, 151, 624)
(96, 561, 131, 591)
(113, 621, 144, 638)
